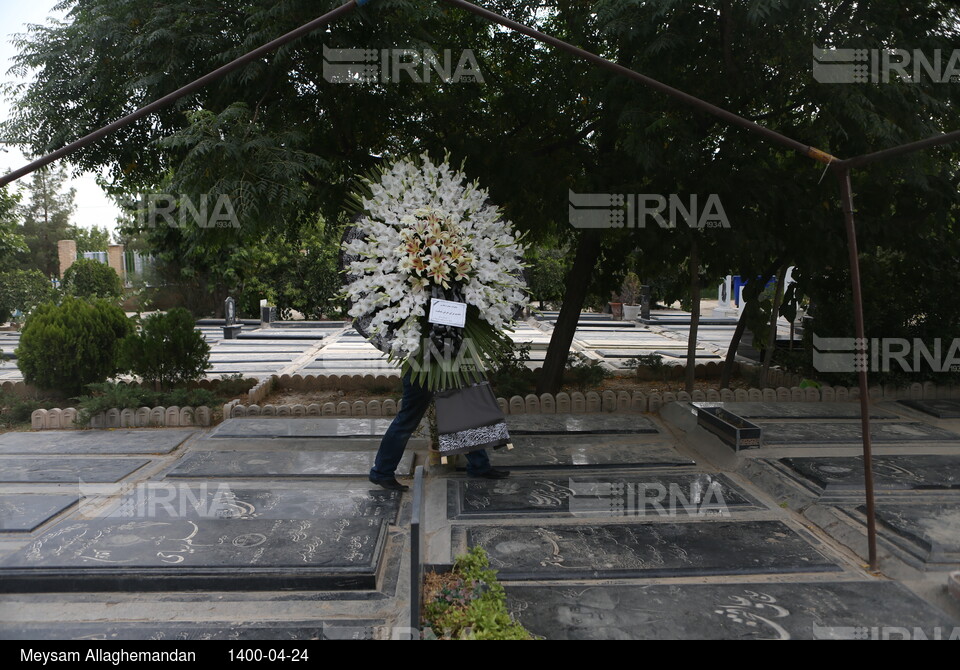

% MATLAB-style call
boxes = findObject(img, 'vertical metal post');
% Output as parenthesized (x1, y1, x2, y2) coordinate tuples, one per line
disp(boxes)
(837, 167, 879, 570)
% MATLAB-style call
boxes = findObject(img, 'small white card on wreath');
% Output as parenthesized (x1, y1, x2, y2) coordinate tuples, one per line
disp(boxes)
(428, 299, 467, 328)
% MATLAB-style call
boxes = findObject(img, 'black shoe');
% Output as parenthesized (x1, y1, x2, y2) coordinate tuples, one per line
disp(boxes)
(369, 477, 409, 491)
(470, 468, 510, 480)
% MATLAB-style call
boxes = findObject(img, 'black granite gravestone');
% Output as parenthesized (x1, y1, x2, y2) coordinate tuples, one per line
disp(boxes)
(899, 399, 960, 419)
(705, 402, 897, 420)
(505, 415, 658, 434)
(504, 582, 958, 640)
(166, 450, 415, 478)
(488, 436, 694, 470)
(779, 455, 960, 491)
(0, 494, 77, 532)
(89, 485, 401, 524)
(457, 520, 839, 580)
(0, 430, 195, 454)
(0, 458, 150, 483)
(760, 422, 960, 445)
(447, 472, 763, 519)
(209, 418, 395, 439)
(0, 516, 388, 592)
(853, 502, 960, 564)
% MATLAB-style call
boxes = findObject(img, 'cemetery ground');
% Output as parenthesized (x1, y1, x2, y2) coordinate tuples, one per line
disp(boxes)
(0, 402, 958, 639)
(0, 308, 958, 640)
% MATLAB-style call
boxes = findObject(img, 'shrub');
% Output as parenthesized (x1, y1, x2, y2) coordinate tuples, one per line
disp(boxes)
(118, 308, 210, 389)
(422, 546, 536, 640)
(213, 373, 257, 398)
(0, 390, 56, 428)
(622, 353, 667, 381)
(564, 353, 608, 391)
(488, 341, 535, 398)
(72, 382, 223, 426)
(0, 269, 56, 323)
(61, 258, 124, 300)
(15, 297, 133, 395)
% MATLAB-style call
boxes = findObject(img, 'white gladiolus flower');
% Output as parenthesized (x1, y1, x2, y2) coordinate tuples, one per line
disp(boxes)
(342, 153, 529, 361)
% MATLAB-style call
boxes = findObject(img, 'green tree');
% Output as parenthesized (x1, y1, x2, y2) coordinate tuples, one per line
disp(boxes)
(0, 187, 25, 271)
(61, 258, 124, 300)
(15, 164, 76, 277)
(65, 225, 111, 253)
(0, 269, 57, 323)
(16, 296, 133, 395)
(119, 308, 211, 389)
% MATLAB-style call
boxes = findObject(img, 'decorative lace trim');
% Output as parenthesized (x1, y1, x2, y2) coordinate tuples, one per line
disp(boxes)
(438, 421, 510, 455)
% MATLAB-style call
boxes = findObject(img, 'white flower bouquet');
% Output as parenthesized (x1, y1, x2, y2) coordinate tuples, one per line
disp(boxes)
(340, 153, 529, 390)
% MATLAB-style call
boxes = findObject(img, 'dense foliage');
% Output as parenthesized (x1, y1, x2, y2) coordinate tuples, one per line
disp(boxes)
(15, 296, 133, 395)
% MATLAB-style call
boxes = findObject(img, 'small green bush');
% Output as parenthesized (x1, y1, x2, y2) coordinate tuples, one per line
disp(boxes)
(422, 546, 536, 640)
(622, 353, 667, 381)
(489, 342, 536, 398)
(16, 297, 133, 395)
(213, 373, 257, 398)
(0, 269, 56, 323)
(0, 390, 55, 428)
(118, 308, 211, 389)
(61, 258, 124, 300)
(564, 354, 608, 391)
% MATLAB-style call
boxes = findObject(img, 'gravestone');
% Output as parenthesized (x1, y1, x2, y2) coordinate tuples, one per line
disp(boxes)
(709, 402, 895, 419)
(0, 458, 150, 483)
(448, 472, 761, 519)
(778, 455, 960, 491)
(0, 517, 389, 592)
(489, 435, 693, 470)
(503, 581, 957, 640)
(459, 520, 839, 580)
(761, 422, 960, 445)
(505, 414, 658, 434)
(640, 285, 651, 320)
(899, 399, 960, 419)
(210, 417, 394, 439)
(857, 502, 960, 564)
(222, 297, 242, 339)
(0, 429, 194, 454)
(168, 450, 415, 478)
(0, 494, 78, 533)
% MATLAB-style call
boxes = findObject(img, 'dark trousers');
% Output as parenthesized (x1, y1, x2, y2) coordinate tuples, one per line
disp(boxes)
(371, 373, 492, 479)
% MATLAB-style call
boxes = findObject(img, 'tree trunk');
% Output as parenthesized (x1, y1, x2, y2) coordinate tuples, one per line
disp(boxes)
(685, 238, 701, 393)
(721, 260, 782, 388)
(537, 232, 602, 394)
(760, 265, 788, 387)
(720, 305, 750, 389)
